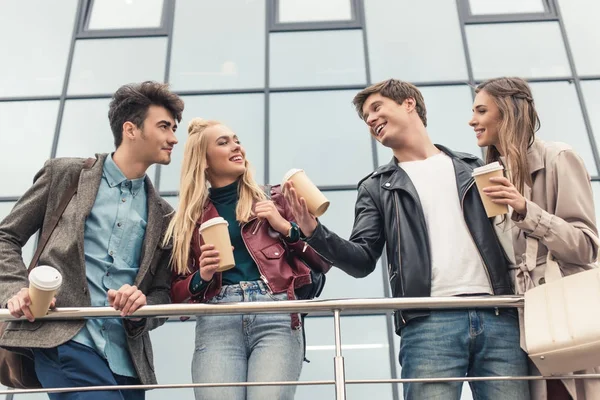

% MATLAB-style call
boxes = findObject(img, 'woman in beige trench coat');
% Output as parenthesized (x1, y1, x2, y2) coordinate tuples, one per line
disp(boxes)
(468, 76, 600, 400)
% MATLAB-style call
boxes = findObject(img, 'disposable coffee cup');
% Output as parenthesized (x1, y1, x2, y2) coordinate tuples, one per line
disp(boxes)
(282, 169, 330, 217)
(472, 162, 509, 218)
(28, 266, 62, 318)
(199, 217, 235, 272)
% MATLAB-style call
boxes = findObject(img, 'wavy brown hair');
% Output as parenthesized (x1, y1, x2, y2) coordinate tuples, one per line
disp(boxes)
(475, 77, 540, 194)
(162, 118, 266, 275)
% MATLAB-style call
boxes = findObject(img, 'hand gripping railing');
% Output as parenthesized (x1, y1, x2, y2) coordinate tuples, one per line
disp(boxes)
(1, 295, 599, 399)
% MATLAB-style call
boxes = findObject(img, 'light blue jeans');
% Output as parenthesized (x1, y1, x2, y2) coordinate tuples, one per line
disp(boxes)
(399, 309, 530, 400)
(192, 280, 304, 400)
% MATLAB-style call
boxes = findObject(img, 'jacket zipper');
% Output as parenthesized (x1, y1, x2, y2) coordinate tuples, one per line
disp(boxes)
(392, 192, 406, 328)
(460, 180, 494, 290)
(241, 220, 273, 294)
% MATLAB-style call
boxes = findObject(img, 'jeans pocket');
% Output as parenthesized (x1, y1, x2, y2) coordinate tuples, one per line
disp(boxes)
(266, 291, 288, 302)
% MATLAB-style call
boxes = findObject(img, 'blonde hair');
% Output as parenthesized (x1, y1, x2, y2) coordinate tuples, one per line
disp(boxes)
(163, 118, 266, 275)
(475, 77, 540, 194)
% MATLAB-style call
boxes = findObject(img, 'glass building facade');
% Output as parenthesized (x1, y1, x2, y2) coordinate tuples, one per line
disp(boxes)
(1, 0, 599, 399)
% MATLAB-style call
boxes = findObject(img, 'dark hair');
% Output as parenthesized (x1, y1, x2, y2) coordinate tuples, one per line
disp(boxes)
(108, 81, 185, 148)
(352, 79, 428, 127)
(475, 77, 540, 194)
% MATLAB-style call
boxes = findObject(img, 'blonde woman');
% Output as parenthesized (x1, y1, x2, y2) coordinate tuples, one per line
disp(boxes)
(469, 77, 600, 400)
(164, 118, 331, 400)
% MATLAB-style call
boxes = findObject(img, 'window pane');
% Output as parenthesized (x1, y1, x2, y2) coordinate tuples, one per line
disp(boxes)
(270, 30, 366, 88)
(88, 0, 164, 30)
(467, 22, 570, 80)
(0, 0, 77, 97)
(0, 101, 58, 197)
(469, 0, 545, 15)
(582, 80, 600, 170)
(316, 191, 386, 299)
(377, 85, 483, 166)
(530, 81, 597, 175)
(299, 316, 394, 400)
(169, 0, 265, 91)
(365, 0, 468, 83)
(57, 99, 156, 182)
(147, 320, 195, 400)
(68, 38, 167, 95)
(269, 91, 372, 186)
(558, 0, 600, 75)
(278, 0, 352, 23)
(160, 94, 265, 192)
(0, 202, 36, 267)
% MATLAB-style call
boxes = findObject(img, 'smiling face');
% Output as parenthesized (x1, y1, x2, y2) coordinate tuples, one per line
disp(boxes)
(469, 89, 502, 149)
(361, 93, 414, 148)
(129, 104, 179, 166)
(204, 124, 247, 187)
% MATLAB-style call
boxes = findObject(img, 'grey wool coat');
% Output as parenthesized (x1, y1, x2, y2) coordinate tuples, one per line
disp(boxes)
(0, 154, 174, 385)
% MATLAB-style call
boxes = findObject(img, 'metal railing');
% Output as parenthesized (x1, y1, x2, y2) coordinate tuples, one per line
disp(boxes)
(1, 296, 597, 399)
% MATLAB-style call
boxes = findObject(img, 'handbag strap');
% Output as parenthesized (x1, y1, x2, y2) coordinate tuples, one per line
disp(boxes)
(27, 157, 96, 273)
(524, 235, 562, 284)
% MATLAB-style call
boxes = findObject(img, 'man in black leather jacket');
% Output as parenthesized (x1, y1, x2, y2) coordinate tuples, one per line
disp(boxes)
(284, 79, 529, 400)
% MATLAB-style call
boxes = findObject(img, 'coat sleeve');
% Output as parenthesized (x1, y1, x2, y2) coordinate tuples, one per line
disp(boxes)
(513, 149, 599, 265)
(305, 183, 385, 278)
(0, 160, 52, 306)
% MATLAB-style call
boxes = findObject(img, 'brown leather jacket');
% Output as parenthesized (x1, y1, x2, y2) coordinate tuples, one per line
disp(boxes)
(170, 185, 332, 328)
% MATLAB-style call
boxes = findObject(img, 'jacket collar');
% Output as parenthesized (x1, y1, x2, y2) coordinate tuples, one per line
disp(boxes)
(370, 144, 479, 191)
(526, 139, 545, 175)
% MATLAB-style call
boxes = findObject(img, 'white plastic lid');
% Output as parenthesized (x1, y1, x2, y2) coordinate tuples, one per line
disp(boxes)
(472, 161, 504, 176)
(29, 266, 63, 291)
(282, 168, 303, 185)
(199, 217, 229, 232)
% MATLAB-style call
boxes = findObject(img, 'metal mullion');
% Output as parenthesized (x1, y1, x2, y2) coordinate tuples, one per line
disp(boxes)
(154, 0, 177, 191)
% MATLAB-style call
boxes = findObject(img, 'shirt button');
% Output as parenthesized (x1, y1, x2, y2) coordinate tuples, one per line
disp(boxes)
(109, 251, 114, 256)
(117, 222, 122, 227)
(274, 252, 279, 256)
(385, 183, 391, 187)
(121, 198, 126, 202)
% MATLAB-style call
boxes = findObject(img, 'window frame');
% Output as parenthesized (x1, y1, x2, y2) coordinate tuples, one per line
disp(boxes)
(76, 0, 175, 39)
(270, 0, 363, 32)
(458, 0, 558, 24)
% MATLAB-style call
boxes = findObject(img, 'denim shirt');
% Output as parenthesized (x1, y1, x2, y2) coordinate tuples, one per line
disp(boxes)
(71, 154, 148, 378)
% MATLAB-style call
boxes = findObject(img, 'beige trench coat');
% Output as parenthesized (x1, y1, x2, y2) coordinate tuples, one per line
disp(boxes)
(509, 139, 600, 400)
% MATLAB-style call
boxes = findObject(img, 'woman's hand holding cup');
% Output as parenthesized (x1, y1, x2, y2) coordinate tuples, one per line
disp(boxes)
(198, 244, 221, 281)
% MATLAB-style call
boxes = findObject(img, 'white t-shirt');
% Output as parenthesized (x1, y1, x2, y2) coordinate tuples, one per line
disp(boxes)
(399, 152, 493, 296)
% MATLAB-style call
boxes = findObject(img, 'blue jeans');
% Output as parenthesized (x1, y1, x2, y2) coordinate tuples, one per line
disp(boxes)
(400, 309, 530, 400)
(33, 340, 144, 400)
(192, 280, 304, 400)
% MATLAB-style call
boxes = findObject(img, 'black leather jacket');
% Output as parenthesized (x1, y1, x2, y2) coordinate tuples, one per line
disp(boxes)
(306, 145, 514, 335)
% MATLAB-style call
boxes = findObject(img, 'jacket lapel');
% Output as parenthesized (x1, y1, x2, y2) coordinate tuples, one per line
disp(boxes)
(135, 178, 164, 286)
(75, 154, 105, 266)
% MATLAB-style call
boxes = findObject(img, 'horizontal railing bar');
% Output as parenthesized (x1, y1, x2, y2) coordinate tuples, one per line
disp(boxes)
(0, 296, 524, 322)
(4, 374, 600, 395)
(1, 380, 335, 395)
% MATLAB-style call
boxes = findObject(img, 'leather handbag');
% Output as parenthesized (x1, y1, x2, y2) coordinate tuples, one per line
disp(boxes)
(524, 236, 600, 376)
(0, 157, 95, 389)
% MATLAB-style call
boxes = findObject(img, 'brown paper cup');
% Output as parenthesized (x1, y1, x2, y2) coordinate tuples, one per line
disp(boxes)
(29, 266, 62, 318)
(472, 162, 509, 218)
(282, 169, 330, 217)
(199, 217, 235, 272)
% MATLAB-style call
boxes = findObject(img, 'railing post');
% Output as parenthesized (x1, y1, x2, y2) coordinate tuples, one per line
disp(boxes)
(333, 309, 346, 400)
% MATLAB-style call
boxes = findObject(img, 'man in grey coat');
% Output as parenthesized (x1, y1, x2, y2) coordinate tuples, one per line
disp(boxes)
(0, 81, 184, 399)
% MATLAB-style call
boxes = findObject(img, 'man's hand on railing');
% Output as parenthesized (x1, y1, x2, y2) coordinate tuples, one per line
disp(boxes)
(7, 288, 56, 322)
(107, 284, 146, 320)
